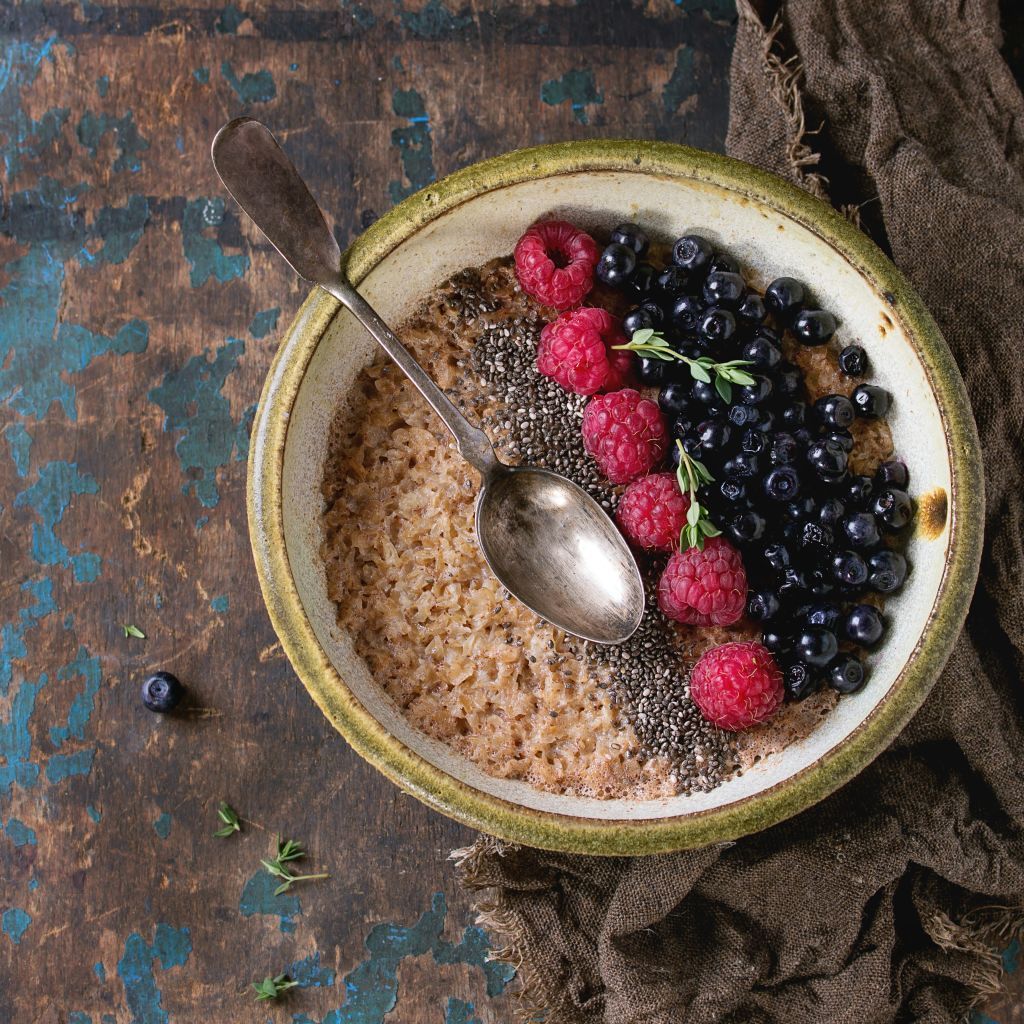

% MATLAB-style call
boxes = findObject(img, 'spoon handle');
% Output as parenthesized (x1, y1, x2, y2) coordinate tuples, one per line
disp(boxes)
(211, 117, 500, 476)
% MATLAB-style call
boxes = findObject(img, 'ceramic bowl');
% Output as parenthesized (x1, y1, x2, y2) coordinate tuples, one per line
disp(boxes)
(248, 141, 982, 856)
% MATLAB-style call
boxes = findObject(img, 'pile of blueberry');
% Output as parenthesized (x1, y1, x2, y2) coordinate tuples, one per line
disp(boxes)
(597, 226, 913, 700)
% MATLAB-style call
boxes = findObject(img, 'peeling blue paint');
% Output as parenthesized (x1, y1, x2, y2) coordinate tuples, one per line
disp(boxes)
(663, 47, 695, 114)
(14, 462, 102, 581)
(181, 197, 249, 287)
(210, 595, 229, 613)
(1, 578, 56, 697)
(541, 68, 603, 125)
(4, 423, 32, 476)
(64, 613, 74, 630)
(341, 0, 377, 29)
(69, 1014, 92, 1024)
(80, 0, 102, 21)
(221, 61, 277, 104)
(193, 67, 210, 84)
(2, 907, 31, 945)
(4, 818, 36, 847)
(288, 952, 336, 989)
(389, 89, 435, 204)
(175, 134, 184, 153)
(398, 0, 472, 38)
(50, 645, 101, 748)
(28, 877, 39, 891)
(215, 4, 245, 33)
(195, 517, 208, 531)
(87, 804, 101, 822)
(94, 961, 106, 982)
(445, 997, 480, 1024)
(153, 812, 172, 839)
(0, 674, 45, 796)
(46, 749, 95, 782)
(1003, 937, 1020, 973)
(290, 62, 299, 72)
(148, 337, 251, 507)
(249, 306, 280, 338)
(96, 75, 109, 96)
(117, 923, 192, 1024)
(239, 870, 301, 934)
(77, 110, 149, 173)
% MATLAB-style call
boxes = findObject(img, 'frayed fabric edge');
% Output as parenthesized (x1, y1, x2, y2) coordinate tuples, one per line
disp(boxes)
(452, 837, 559, 1023)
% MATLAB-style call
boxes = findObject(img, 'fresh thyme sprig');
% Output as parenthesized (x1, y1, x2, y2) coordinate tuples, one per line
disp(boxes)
(614, 328, 757, 403)
(213, 801, 242, 838)
(675, 440, 722, 551)
(261, 838, 329, 896)
(252, 974, 298, 1001)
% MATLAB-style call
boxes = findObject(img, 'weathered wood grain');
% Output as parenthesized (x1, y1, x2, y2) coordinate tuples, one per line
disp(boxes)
(0, 1, 1017, 1022)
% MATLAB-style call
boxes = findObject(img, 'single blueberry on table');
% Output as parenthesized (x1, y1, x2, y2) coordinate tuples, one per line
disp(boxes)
(868, 549, 909, 593)
(829, 654, 866, 694)
(852, 383, 892, 418)
(142, 671, 185, 713)
(838, 344, 868, 377)
(764, 276, 806, 322)
(791, 308, 837, 346)
(845, 603, 885, 646)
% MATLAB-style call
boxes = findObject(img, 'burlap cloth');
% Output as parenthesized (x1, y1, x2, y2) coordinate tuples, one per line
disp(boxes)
(456, 2, 1024, 1021)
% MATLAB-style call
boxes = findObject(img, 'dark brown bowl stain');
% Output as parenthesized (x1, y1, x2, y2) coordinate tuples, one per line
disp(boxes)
(879, 311, 894, 338)
(918, 487, 948, 539)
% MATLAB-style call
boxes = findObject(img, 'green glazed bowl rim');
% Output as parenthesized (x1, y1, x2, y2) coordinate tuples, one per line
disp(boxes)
(247, 139, 983, 856)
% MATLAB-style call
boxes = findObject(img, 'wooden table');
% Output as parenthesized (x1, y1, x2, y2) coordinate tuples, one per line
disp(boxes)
(0, 2, 1018, 1021)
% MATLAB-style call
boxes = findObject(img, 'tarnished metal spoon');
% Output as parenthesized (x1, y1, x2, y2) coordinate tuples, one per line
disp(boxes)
(211, 118, 645, 644)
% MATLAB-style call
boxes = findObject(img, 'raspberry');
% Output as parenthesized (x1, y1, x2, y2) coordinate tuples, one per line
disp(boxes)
(514, 220, 599, 310)
(689, 641, 784, 731)
(616, 473, 690, 552)
(536, 307, 627, 396)
(657, 536, 747, 626)
(581, 389, 668, 485)
(603, 345, 637, 391)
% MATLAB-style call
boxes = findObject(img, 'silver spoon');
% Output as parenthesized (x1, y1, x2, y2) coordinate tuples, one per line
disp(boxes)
(212, 118, 645, 644)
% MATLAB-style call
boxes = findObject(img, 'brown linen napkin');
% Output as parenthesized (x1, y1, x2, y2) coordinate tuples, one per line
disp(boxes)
(457, 2, 1024, 1021)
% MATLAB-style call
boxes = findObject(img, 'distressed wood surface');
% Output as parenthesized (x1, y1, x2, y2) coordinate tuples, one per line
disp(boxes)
(0, 2, 1018, 1022)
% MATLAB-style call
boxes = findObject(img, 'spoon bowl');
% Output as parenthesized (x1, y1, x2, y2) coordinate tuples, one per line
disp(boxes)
(476, 465, 645, 644)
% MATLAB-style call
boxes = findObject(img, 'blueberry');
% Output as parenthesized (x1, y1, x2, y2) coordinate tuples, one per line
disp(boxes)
(769, 433, 799, 465)
(142, 671, 184, 713)
(657, 383, 690, 418)
(742, 336, 782, 370)
(876, 459, 909, 489)
(748, 590, 781, 621)
(764, 465, 801, 501)
(825, 430, 855, 453)
(763, 628, 790, 654)
(844, 475, 874, 507)
(775, 364, 804, 399)
(817, 497, 846, 528)
(708, 252, 740, 275)
(640, 300, 666, 329)
(868, 549, 908, 593)
(697, 308, 737, 350)
(702, 271, 746, 309)
(729, 509, 766, 543)
(841, 512, 881, 549)
(740, 429, 766, 454)
(778, 566, 809, 601)
(791, 309, 837, 346)
(672, 234, 713, 273)
(671, 294, 704, 333)
(739, 376, 773, 405)
(783, 661, 820, 701)
(829, 654, 866, 694)
(794, 627, 839, 667)
(657, 266, 690, 299)
(724, 451, 762, 479)
(610, 222, 648, 256)
(691, 379, 718, 406)
(794, 427, 814, 446)
(872, 488, 914, 531)
(728, 404, 761, 428)
(780, 401, 807, 429)
(799, 521, 834, 556)
(630, 262, 659, 299)
(852, 384, 892, 418)
(719, 478, 748, 504)
(623, 307, 655, 337)
(764, 276, 806, 322)
(696, 419, 732, 452)
(814, 394, 856, 430)
(782, 495, 816, 523)
(832, 550, 868, 586)
(763, 542, 791, 570)
(838, 344, 868, 377)
(596, 242, 636, 287)
(736, 292, 767, 325)
(670, 415, 695, 441)
(806, 438, 849, 477)
(637, 356, 668, 386)
(804, 601, 842, 631)
(808, 567, 837, 596)
(752, 409, 777, 434)
(754, 325, 781, 345)
(845, 604, 885, 646)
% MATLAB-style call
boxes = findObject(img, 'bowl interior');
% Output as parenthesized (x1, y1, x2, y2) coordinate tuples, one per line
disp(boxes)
(280, 169, 952, 825)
